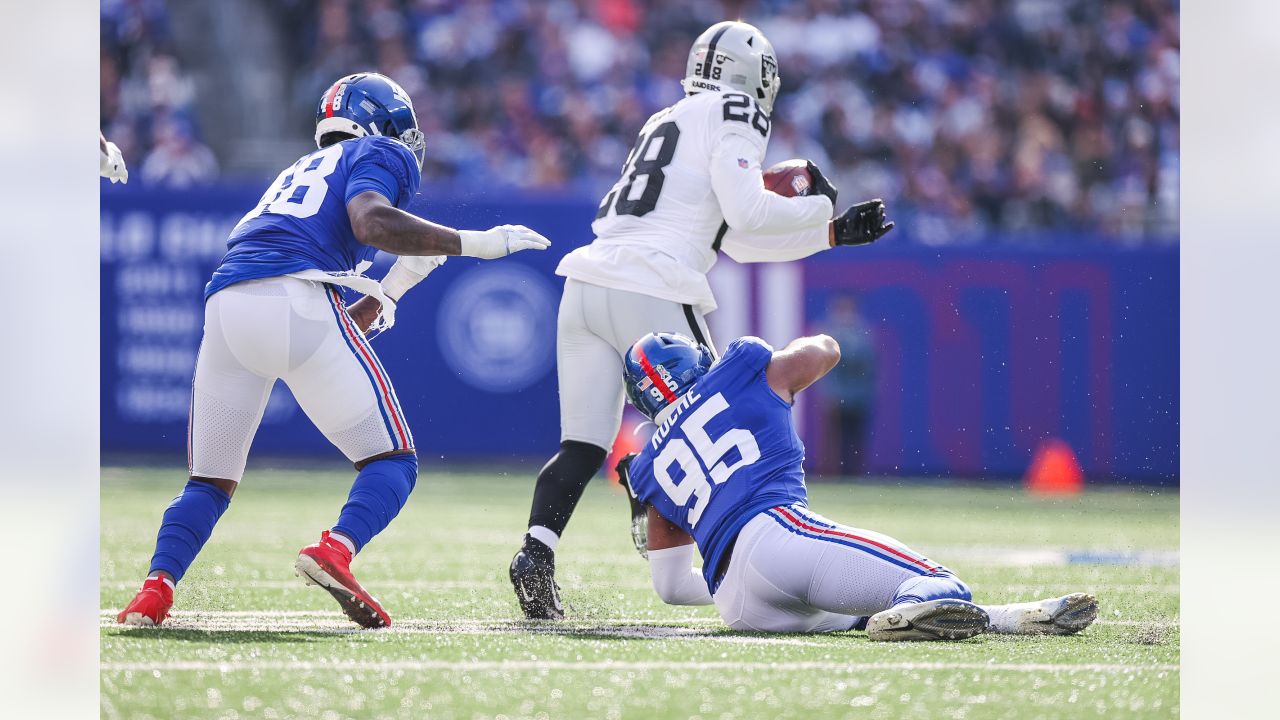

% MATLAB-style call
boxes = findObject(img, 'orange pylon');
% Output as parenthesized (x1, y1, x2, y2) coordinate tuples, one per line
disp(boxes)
(1025, 438, 1085, 495)
(606, 414, 651, 488)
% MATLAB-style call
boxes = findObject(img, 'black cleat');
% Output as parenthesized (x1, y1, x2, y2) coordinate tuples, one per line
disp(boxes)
(510, 537, 564, 620)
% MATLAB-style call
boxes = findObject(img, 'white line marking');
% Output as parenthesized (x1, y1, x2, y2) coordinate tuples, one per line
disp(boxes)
(101, 580, 1179, 593)
(101, 660, 1179, 674)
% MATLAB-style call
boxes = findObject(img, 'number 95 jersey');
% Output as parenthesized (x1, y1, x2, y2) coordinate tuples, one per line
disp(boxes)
(206, 136, 421, 300)
(627, 337, 808, 592)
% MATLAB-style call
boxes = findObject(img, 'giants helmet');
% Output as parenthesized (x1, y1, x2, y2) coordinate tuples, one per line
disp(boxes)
(681, 21, 781, 114)
(315, 73, 426, 171)
(623, 333, 715, 421)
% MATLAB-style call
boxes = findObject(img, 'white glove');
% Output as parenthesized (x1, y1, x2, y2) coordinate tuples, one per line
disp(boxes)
(381, 254, 447, 301)
(458, 224, 551, 259)
(100, 140, 128, 184)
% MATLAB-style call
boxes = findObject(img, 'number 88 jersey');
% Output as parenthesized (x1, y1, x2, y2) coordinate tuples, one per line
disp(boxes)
(556, 91, 773, 315)
(627, 337, 808, 592)
(206, 136, 421, 300)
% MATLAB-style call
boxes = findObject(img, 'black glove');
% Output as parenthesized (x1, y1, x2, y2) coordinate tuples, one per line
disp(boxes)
(805, 161, 838, 205)
(832, 198, 895, 246)
(615, 453, 649, 558)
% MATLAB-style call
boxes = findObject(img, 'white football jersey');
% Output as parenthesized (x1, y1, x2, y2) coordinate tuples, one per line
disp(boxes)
(557, 91, 832, 314)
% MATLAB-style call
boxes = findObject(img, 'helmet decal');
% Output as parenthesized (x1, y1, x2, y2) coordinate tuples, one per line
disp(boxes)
(623, 333, 715, 420)
(635, 344, 678, 403)
(701, 25, 732, 80)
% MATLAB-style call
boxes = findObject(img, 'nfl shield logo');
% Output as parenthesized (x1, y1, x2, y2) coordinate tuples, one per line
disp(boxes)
(737, 158, 749, 168)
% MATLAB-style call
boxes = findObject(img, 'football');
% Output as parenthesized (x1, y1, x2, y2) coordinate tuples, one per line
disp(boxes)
(763, 159, 813, 197)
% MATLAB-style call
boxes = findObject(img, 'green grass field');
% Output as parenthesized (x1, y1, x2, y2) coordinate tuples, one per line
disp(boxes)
(101, 466, 1179, 719)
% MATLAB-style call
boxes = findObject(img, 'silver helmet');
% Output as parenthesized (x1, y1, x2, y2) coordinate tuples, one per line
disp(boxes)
(681, 21, 781, 114)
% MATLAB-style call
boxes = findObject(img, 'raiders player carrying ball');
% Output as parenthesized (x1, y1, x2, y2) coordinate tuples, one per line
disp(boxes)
(510, 19, 895, 619)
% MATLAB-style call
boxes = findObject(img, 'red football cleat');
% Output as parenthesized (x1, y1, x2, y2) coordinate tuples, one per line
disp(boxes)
(117, 577, 173, 627)
(294, 531, 391, 628)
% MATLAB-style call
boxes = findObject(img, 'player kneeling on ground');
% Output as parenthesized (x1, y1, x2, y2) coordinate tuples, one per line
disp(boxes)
(616, 332, 1098, 639)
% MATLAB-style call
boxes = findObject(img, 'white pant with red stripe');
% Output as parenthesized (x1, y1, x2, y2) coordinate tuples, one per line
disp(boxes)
(557, 279, 715, 451)
(711, 504, 952, 633)
(189, 276, 412, 481)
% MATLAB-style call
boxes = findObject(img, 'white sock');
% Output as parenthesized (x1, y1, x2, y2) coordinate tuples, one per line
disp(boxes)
(982, 601, 1037, 633)
(330, 531, 357, 555)
(147, 574, 176, 590)
(528, 525, 560, 552)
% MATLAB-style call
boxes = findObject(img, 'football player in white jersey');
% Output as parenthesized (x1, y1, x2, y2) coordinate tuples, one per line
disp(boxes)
(510, 20, 895, 619)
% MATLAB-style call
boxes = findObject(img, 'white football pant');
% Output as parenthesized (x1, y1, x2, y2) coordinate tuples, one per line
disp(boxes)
(188, 276, 412, 481)
(557, 278, 715, 451)
(712, 504, 950, 632)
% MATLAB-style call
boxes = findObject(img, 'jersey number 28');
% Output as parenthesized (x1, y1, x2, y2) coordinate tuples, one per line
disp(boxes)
(596, 121, 681, 219)
(653, 392, 761, 528)
(234, 144, 343, 230)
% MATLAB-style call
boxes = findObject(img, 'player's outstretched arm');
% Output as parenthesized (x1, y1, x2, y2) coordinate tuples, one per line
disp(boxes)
(765, 334, 842, 403)
(347, 191, 551, 259)
(709, 132, 833, 235)
(646, 506, 713, 606)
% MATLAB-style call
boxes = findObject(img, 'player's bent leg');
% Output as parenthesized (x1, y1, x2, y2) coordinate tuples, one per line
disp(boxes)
(117, 476, 235, 627)
(121, 288, 277, 627)
(283, 284, 420, 628)
(293, 450, 417, 629)
(711, 513, 861, 633)
(511, 281, 622, 619)
(760, 505, 987, 640)
(982, 593, 1099, 635)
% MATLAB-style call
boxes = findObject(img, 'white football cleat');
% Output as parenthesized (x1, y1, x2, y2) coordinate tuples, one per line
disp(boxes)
(866, 599, 990, 642)
(985, 592, 1099, 635)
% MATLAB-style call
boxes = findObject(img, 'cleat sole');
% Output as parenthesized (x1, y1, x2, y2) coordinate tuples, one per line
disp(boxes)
(868, 599, 989, 642)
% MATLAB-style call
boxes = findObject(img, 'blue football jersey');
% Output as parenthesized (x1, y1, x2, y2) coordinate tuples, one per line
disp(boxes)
(205, 136, 421, 298)
(628, 337, 808, 592)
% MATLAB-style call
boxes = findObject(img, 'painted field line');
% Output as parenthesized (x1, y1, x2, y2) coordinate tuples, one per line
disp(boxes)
(101, 659, 1178, 674)
(99, 610, 721, 623)
(101, 579, 1180, 594)
(930, 547, 1179, 568)
(100, 611, 1179, 628)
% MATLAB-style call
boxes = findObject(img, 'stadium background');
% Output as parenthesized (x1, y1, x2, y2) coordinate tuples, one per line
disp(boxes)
(100, 0, 1179, 483)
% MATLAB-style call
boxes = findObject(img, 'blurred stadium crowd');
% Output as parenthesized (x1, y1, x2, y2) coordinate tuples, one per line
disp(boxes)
(102, 0, 1178, 244)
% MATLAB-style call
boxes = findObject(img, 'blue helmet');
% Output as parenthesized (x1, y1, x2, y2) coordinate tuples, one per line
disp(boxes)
(315, 72, 426, 171)
(623, 333, 714, 420)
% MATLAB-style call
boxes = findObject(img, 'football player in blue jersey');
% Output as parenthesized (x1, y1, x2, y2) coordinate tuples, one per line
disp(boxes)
(117, 73, 551, 629)
(617, 332, 1099, 640)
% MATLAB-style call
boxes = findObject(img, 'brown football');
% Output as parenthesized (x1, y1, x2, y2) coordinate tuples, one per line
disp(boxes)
(763, 159, 813, 197)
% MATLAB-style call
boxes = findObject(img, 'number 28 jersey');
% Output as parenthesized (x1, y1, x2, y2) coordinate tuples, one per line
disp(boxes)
(627, 337, 808, 593)
(205, 136, 421, 300)
(557, 91, 778, 315)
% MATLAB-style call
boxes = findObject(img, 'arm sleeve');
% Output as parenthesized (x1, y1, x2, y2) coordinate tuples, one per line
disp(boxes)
(720, 222, 831, 264)
(710, 131, 833, 234)
(721, 336, 776, 374)
(344, 138, 420, 208)
(647, 544, 713, 606)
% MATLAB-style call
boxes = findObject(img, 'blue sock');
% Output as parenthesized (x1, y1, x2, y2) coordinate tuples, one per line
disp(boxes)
(333, 454, 418, 553)
(890, 571, 972, 608)
(149, 480, 232, 583)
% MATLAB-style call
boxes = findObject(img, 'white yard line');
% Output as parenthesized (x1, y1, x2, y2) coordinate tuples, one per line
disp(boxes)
(101, 579, 1180, 593)
(101, 659, 1178, 674)
(99, 610, 1178, 643)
